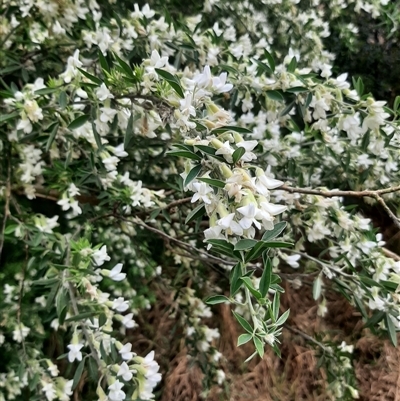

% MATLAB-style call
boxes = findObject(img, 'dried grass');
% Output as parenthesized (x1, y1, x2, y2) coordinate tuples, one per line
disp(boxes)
(135, 279, 399, 401)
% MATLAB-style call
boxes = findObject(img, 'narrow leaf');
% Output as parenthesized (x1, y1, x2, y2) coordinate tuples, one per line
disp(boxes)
(385, 314, 397, 347)
(232, 147, 246, 164)
(313, 274, 322, 300)
(212, 126, 252, 135)
(167, 150, 202, 161)
(46, 122, 59, 152)
(68, 114, 90, 130)
(184, 164, 202, 187)
(72, 359, 85, 390)
(261, 222, 287, 242)
(237, 333, 253, 347)
(77, 68, 102, 85)
(197, 178, 225, 188)
(185, 204, 205, 225)
(232, 311, 253, 334)
(276, 309, 290, 326)
(253, 336, 264, 358)
(259, 256, 272, 298)
(205, 295, 230, 305)
(234, 239, 257, 251)
(266, 90, 284, 102)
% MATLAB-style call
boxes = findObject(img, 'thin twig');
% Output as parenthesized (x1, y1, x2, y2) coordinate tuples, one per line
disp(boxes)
(280, 184, 400, 229)
(284, 324, 332, 354)
(280, 184, 400, 197)
(0, 147, 11, 260)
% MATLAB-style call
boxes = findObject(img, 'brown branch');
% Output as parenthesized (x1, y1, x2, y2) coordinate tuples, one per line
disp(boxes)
(280, 184, 400, 230)
(0, 148, 11, 260)
(280, 184, 400, 198)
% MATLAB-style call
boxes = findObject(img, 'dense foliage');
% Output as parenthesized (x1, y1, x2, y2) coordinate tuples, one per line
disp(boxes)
(1, 0, 400, 399)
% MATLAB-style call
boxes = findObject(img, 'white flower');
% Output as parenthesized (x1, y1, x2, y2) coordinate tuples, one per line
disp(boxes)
(149, 49, 168, 68)
(102, 156, 120, 171)
(217, 213, 243, 236)
(108, 263, 126, 281)
(282, 254, 301, 268)
(67, 343, 84, 363)
(108, 380, 126, 401)
(99, 107, 118, 123)
(117, 362, 133, 381)
(122, 313, 136, 328)
(96, 83, 114, 101)
(42, 382, 57, 401)
(119, 343, 134, 360)
(236, 140, 258, 162)
(212, 72, 233, 93)
(237, 203, 261, 230)
(191, 182, 213, 204)
(307, 220, 331, 242)
(215, 141, 234, 163)
(92, 245, 111, 266)
(112, 297, 129, 312)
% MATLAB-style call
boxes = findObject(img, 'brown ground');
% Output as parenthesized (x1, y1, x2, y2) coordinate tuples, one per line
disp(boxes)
(129, 279, 400, 401)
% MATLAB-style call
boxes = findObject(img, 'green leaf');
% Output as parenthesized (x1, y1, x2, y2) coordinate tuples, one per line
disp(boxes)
(184, 164, 202, 187)
(253, 336, 264, 358)
(45, 122, 59, 152)
(3, 224, 18, 235)
(234, 239, 257, 251)
(91, 116, 103, 149)
(313, 275, 322, 300)
(114, 54, 134, 78)
(98, 50, 110, 72)
(264, 50, 275, 72)
(212, 125, 252, 135)
(354, 296, 368, 319)
(185, 203, 205, 225)
(205, 295, 230, 305)
(32, 277, 59, 286)
(59, 91, 67, 109)
(0, 110, 19, 122)
(254, 59, 272, 75)
(287, 56, 297, 73)
(207, 239, 234, 252)
(245, 241, 270, 262)
(68, 114, 90, 130)
(232, 311, 253, 334)
(167, 150, 202, 161)
(261, 222, 287, 242)
(77, 68, 102, 85)
(272, 292, 280, 321)
(230, 263, 243, 296)
(237, 333, 253, 346)
(276, 309, 290, 326)
(266, 90, 284, 102)
(72, 359, 85, 390)
(286, 87, 308, 93)
(124, 113, 134, 150)
(65, 312, 97, 322)
(197, 178, 225, 188)
(262, 241, 292, 248)
(46, 282, 60, 312)
(34, 87, 59, 95)
(56, 289, 68, 319)
(259, 256, 272, 298)
(241, 276, 262, 300)
(385, 314, 397, 347)
(155, 68, 184, 98)
(394, 95, 400, 112)
(364, 311, 385, 329)
(232, 147, 246, 164)
(280, 100, 296, 117)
